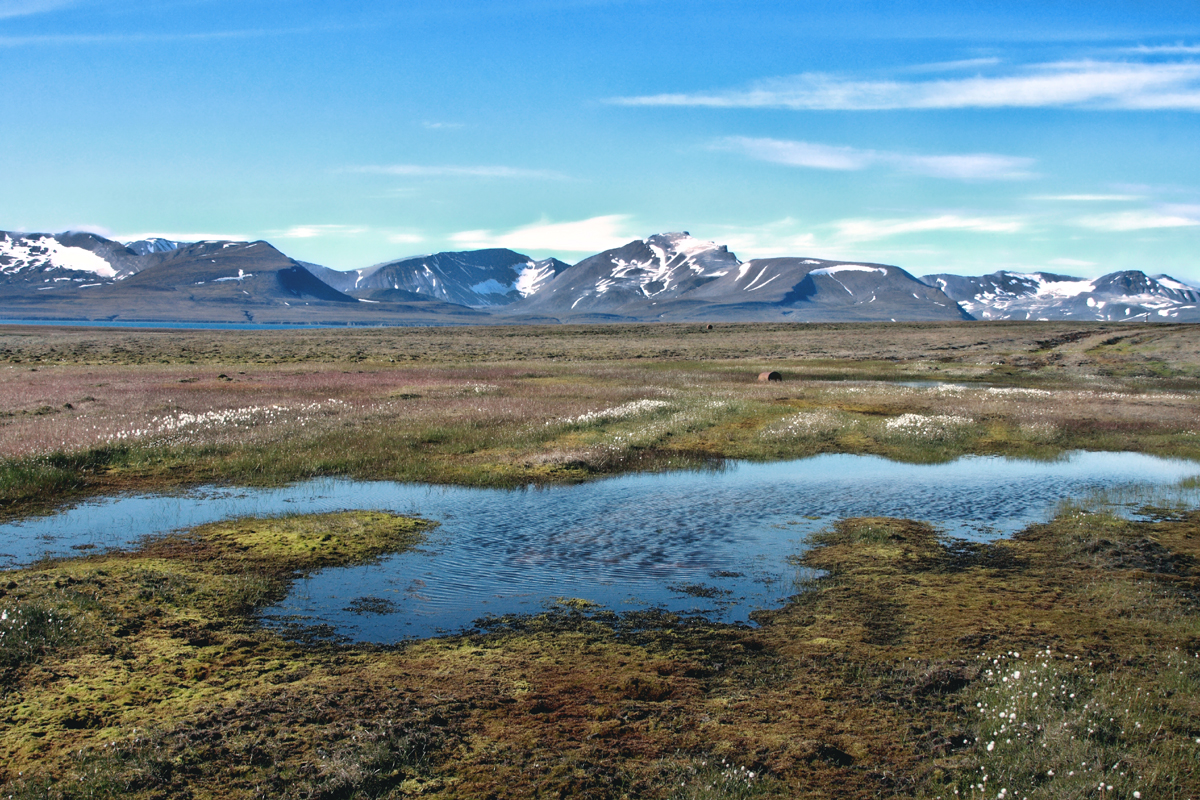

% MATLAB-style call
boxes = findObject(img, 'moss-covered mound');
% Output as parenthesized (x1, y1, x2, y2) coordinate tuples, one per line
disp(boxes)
(1, 506, 1197, 798)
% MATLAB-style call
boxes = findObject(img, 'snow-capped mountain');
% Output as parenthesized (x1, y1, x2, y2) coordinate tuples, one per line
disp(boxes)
(509, 232, 741, 317)
(0, 232, 489, 324)
(339, 249, 569, 308)
(0, 231, 144, 289)
(922, 270, 1200, 322)
(508, 232, 969, 322)
(4, 226, 1197, 325)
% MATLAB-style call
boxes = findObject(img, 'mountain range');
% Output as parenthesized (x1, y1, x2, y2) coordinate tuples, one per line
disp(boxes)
(1, 229, 1196, 325)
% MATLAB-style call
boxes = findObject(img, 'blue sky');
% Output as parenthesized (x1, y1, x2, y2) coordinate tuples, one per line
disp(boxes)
(3, 0, 1199, 281)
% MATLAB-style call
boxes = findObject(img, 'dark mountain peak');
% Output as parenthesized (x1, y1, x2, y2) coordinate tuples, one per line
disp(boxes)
(508, 235, 967, 322)
(1093, 270, 1160, 295)
(347, 247, 565, 307)
(125, 237, 186, 256)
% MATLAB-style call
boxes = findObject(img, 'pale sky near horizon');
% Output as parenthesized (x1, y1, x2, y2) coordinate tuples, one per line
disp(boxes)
(2, 0, 1199, 281)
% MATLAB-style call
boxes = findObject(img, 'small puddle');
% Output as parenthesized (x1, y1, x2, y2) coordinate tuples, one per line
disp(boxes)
(1, 452, 1196, 641)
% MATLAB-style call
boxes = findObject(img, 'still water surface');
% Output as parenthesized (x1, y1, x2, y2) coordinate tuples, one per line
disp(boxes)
(1, 452, 1196, 641)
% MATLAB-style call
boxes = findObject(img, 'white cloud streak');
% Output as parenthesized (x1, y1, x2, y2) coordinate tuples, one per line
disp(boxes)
(611, 61, 1200, 111)
(387, 233, 424, 244)
(0, 26, 328, 46)
(452, 215, 634, 252)
(0, 0, 75, 20)
(719, 136, 1035, 180)
(718, 138, 871, 171)
(1076, 208, 1200, 231)
(901, 57, 1003, 73)
(348, 164, 567, 180)
(1124, 44, 1200, 55)
(1033, 194, 1142, 201)
(699, 213, 1027, 261)
(269, 224, 368, 239)
(832, 215, 1026, 242)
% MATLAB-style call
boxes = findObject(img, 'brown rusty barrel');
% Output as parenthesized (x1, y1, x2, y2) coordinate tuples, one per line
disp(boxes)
(758, 371, 782, 382)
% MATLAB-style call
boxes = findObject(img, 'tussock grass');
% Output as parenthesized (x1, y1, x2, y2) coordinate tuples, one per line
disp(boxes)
(0, 599, 79, 671)
(666, 756, 779, 799)
(940, 647, 1199, 799)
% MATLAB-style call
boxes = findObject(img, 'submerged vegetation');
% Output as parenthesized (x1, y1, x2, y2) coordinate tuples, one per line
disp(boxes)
(0, 320, 1198, 797)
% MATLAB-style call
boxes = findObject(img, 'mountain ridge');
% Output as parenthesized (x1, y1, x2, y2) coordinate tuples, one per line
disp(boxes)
(922, 269, 1200, 322)
(2, 228, 1196, 325)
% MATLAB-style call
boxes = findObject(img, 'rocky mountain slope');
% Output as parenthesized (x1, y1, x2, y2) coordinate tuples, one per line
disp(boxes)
(506, 232, 969, 322)
(3, 228, 1196, 325)
(330, 249, 569, 307)
(0, 231, 145, 288)
(0, 234, 487, 324)
(922, 270, 1200, 322)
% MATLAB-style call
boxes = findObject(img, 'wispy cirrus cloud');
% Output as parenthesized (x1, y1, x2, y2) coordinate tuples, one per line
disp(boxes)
(718, 138, 870, 171)
(347, 164, 567, 180)
(269, 224, 368, 239)
(698, 213, 1027, 261)
(611, 60, 1200, 111)
(832, 214, 1027, 242)
(1032, 194, 1143, 201)
(387, 232, 424, 245)
(718, 136, 1035, 180)
(0, 0, 76, 20)
(0, 25, 329, 47)
(264, 224, 425, 245)
(1076, 207, 1200, 231)
(452, 214, 634, 252)
(901, 57, 1003, 73)
(1124, 44, 1200, 55)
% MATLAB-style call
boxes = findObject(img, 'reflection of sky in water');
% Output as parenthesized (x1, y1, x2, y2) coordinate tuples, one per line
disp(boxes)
(1, 452, 1197, 641)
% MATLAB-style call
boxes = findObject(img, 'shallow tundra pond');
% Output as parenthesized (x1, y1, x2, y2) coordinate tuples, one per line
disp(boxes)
(1, 451, 1197, 640)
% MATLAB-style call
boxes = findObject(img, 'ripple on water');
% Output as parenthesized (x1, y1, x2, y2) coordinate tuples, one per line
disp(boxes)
(1, 452, 1197, 641)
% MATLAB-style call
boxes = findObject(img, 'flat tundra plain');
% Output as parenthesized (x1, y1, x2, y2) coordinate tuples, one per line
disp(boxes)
(0, 321, 1198, 799)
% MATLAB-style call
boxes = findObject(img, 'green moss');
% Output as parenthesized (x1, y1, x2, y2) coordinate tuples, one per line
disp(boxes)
(3, 321, 1200, 797)
(4, 504, 1200, 798)
(198, 510, 428, 570)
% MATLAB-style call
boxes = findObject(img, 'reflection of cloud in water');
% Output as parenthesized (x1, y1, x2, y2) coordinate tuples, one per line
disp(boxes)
(1, 452, 1197, 641)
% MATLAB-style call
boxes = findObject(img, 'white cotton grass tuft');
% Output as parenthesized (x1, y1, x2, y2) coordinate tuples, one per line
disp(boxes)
(939, 646, 1187, 799)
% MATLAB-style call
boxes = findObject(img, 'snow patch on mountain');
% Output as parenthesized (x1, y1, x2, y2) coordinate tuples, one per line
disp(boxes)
(0, 234, 117, 277)
(470, 279, 511, 295)
(1026, 274, 1094, 298)
(810, 265, 887, 276)
(514, 260, 560, 297)
(922, 269, 1200, 322)
(609, 232, 734, 297)
(1153, 275, 1198, 292)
